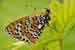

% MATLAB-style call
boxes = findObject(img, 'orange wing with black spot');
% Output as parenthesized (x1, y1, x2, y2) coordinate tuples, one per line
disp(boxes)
(5, 9, 51, 44)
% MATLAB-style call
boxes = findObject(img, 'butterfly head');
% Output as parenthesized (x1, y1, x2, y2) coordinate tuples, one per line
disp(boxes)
(42, 8, 51, 25)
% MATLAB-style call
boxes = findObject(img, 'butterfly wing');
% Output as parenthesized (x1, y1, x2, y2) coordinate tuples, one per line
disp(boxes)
(5, 16, 41, 44)
(5, 11, 50, 44)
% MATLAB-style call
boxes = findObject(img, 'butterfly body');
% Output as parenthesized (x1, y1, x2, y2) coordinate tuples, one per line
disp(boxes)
(5, 9, 51, 44)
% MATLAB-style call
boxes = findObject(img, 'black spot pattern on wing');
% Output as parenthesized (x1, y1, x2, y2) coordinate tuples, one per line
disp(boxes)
(5, 9, 51, 44)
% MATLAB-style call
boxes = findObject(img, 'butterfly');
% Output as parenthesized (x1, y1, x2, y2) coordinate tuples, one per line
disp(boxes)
(5, 8, 51, 44)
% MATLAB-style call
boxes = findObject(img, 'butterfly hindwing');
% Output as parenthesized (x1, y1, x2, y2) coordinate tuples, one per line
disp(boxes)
(5, 9, 51, 44)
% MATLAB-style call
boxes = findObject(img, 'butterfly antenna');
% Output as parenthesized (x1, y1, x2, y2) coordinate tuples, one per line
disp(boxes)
(48, 0, 51, 8)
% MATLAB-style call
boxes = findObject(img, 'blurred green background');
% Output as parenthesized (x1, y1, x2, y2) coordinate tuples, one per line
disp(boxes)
(0, 0, 75, 50)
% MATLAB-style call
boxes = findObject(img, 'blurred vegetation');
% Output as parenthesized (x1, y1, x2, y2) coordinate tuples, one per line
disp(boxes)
(0, 0, 75, 50)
